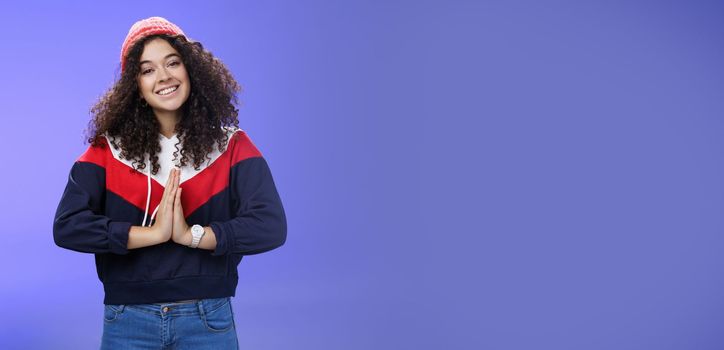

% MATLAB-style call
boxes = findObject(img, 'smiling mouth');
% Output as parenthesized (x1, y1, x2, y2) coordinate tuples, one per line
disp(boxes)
(156, 86, 179, 96)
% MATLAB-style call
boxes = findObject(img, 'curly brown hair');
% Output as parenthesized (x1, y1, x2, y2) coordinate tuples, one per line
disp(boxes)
(86, 34, 242, 175)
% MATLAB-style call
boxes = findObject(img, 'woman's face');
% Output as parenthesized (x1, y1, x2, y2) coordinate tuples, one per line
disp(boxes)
(136, 38, 191, 118)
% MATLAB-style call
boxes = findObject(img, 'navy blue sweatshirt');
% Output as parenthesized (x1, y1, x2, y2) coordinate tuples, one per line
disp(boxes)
(53, 127, 287, 305)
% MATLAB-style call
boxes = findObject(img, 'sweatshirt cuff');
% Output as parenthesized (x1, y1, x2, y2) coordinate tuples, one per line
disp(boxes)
(108, 221, 132, 255)
(209, 222, 228, 256)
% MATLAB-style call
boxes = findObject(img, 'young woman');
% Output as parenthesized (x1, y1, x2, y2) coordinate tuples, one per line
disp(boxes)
(53, 17, 287, 349)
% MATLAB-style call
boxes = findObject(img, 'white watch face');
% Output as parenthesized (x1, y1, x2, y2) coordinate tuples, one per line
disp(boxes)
(192, 225, 204, 237)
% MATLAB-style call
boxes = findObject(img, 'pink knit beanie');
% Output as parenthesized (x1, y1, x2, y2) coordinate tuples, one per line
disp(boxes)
(120, 16, 186, 73)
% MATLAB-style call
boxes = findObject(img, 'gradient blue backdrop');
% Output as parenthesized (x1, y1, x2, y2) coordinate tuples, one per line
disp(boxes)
(1, 0, 724, 349)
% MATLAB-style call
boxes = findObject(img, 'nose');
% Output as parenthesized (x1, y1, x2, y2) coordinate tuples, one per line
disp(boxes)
(157, 67, 171, 83)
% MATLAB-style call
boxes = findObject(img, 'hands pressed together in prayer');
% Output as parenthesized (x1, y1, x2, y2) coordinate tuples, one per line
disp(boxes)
(153, 167, 193, 246)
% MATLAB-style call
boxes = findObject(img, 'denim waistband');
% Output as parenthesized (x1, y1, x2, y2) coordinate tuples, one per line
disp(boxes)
(152, 299, 199, 305)
(108, 297, 230, 317)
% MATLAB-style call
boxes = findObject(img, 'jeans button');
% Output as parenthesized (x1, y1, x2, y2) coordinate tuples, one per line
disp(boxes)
(163, 306, 169, 313)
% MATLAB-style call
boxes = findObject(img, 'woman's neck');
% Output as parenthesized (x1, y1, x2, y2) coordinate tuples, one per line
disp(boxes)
(154, 109, 180, 138)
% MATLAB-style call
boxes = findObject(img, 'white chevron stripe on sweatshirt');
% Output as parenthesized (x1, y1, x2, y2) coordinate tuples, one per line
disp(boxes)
(104, 126, 239, 187)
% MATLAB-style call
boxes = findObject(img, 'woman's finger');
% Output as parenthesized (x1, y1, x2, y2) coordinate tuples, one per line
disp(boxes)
(162, 169, 174, 198)
(172, 168, 179, 196)
(175, 187, 182, 207)
(161, 168, 176, 210)
(168, 168, 178, 203)
(165, 168, 175, 187)
(168, 168, 178, 204)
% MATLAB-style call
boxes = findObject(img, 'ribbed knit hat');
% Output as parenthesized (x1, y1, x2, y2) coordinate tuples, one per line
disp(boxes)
(120, 16, 186, 73)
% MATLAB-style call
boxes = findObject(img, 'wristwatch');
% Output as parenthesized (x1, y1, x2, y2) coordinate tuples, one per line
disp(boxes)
(189, 224, 205, 248)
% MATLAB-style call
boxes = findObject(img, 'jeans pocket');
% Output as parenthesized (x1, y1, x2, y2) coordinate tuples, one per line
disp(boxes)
(103, 304, 125, 323)
(201, 298, 234, 332)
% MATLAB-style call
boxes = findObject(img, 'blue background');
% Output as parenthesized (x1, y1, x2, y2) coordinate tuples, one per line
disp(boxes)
(1, 0, 724, 349)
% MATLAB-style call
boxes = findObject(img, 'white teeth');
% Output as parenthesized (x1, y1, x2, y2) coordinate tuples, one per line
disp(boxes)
(157, 86, 178, 95)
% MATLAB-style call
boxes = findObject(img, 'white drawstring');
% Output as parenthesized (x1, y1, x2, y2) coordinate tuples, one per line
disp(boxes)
(142, 156, 152, 227)
(149, 203, 161, 225)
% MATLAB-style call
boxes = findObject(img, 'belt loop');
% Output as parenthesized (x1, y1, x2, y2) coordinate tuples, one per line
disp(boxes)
(196, 299, 205, 317)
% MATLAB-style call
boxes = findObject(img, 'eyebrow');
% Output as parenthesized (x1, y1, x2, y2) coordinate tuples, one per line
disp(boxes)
(139, 53, 181, 65)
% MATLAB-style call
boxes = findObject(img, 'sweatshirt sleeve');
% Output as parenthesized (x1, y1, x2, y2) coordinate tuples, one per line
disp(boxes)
(53, 146, 132, 255)
(208, 133, 287, 256)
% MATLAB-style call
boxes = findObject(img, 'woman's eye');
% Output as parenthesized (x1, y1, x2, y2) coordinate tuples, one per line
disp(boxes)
(169, 61, 180, 67)
(141, 68, 153, 75)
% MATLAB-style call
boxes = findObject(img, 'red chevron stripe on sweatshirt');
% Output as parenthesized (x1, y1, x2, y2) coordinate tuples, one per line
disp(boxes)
(77, 130, 262, 218)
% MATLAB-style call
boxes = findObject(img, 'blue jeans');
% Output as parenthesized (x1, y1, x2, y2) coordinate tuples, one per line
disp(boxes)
(101, 297, 239, 349)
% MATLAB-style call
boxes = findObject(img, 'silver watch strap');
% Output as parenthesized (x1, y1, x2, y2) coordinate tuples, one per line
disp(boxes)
(190, 235, 202, 248)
